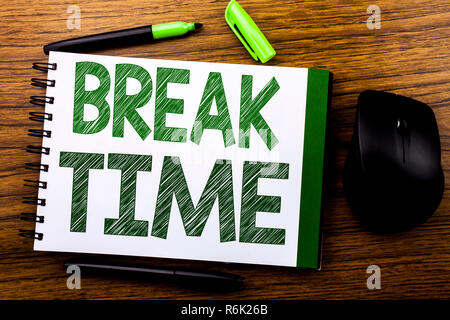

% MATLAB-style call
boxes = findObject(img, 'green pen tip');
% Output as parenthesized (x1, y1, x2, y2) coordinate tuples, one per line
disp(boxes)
(194, 23, 203, 29)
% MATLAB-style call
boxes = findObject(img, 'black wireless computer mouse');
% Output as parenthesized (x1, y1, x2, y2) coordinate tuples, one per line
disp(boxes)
(344, 90, 444, 233)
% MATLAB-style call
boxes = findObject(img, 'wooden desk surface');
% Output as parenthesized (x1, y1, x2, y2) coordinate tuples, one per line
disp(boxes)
(0, 0, 449, 299)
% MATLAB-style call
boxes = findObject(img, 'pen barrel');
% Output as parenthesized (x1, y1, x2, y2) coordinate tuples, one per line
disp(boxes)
(64, 261, 243, 291)
(44, 25, 153, 54)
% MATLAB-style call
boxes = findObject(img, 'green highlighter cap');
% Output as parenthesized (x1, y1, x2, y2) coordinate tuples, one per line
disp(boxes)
(225, 0, 276, 63)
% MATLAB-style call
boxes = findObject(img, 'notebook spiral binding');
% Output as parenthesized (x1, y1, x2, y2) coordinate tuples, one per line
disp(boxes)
(20, 62, 57, 241)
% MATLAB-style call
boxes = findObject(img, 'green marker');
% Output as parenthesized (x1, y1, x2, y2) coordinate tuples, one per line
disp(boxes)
(44, 22, 203, 54)
(152, 22, 202, 39)
(225, 0, 276, 63)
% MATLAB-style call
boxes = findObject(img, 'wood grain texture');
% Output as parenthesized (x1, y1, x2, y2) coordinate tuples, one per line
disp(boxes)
(0, 0, 449, 299)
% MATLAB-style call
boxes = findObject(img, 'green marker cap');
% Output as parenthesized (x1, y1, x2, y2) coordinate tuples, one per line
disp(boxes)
(225, 0, 276, 63)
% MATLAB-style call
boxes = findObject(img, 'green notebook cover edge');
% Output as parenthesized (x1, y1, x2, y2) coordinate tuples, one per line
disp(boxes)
(296, 69, 331, 269)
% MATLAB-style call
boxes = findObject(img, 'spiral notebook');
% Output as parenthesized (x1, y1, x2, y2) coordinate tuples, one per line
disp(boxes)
(22, 51, 330, 268)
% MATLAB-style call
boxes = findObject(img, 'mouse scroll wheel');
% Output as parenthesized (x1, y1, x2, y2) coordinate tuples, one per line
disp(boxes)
(396, 118, 408, 135)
